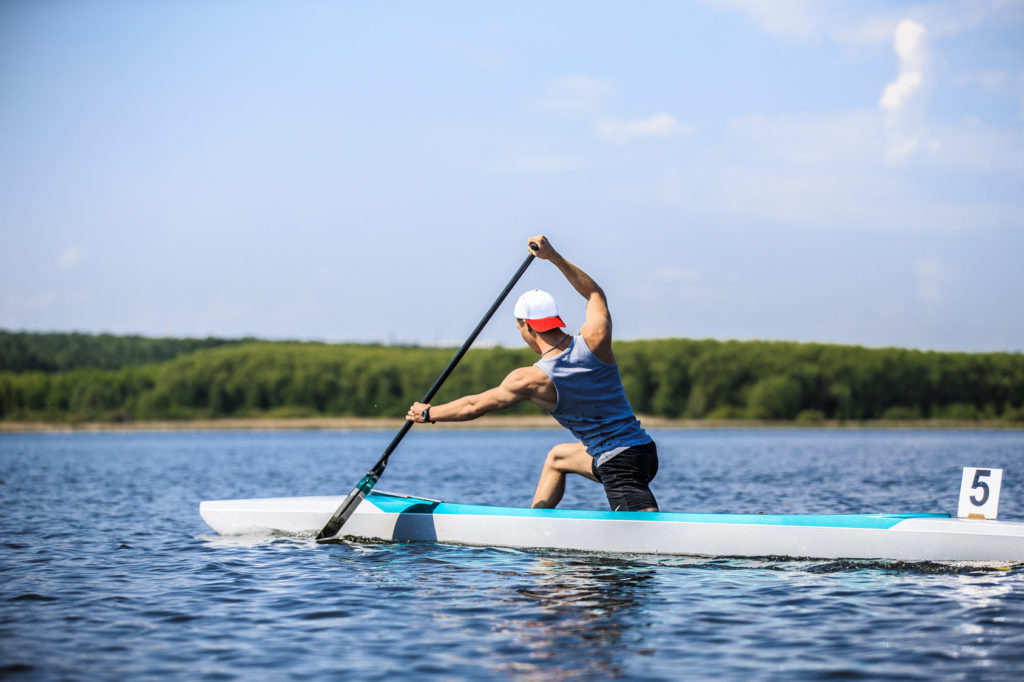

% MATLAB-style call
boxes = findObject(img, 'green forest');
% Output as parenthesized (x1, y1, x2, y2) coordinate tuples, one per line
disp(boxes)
(0, 331, 252, 373)
(1, 330, 1023, 424)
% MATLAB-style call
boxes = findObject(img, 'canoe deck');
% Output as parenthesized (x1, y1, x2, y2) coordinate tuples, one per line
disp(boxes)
(199, 490, 1024, 562)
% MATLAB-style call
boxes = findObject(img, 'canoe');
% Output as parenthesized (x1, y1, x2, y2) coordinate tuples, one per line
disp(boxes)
(199, 490, 1024, 562)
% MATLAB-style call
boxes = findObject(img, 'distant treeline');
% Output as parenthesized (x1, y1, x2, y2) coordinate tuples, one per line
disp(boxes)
(0, 330, 253, 373)
(1, 331, 1023, 423)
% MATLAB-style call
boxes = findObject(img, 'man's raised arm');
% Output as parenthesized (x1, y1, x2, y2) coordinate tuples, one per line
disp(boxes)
(528, 235, 614, 361)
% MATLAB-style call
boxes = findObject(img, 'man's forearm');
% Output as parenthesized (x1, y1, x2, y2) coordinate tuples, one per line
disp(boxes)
(549, 252, 605, 301)
(430, 395, 486, 422)
(430, 388, 514, 422)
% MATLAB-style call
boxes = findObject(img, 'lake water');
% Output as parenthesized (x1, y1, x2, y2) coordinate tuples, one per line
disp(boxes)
(2, 428, 1024, 680)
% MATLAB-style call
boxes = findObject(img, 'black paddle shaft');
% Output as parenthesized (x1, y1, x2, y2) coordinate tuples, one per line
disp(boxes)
(315, 246, 538, 541)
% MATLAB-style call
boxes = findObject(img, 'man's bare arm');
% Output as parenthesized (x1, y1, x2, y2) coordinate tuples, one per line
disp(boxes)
(528, 235, 614, 362)
(407, 367, 554, 423)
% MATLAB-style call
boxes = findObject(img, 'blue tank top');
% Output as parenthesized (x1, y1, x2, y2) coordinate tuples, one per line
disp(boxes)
(534, 335, 651, 458)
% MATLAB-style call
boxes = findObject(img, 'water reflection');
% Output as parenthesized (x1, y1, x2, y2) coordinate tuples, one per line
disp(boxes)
(488, 557, 657, 679)
(947, 572, 1018, 646)
(948, 573, 1014, 608)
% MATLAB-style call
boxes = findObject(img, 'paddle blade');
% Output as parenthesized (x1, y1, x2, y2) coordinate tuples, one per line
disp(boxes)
(314, 472, 378, 542)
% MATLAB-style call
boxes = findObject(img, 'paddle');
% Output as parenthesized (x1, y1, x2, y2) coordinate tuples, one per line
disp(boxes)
(315, 244, 538, 542)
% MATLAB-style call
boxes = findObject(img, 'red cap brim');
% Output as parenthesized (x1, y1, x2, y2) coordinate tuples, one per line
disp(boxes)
(526, 316, 566, 332)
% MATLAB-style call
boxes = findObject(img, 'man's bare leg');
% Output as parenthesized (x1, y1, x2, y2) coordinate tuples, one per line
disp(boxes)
(531, 442, 598, 509)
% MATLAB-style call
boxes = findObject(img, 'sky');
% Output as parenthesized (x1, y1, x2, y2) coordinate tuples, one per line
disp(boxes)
(1, 1, 1022, 352)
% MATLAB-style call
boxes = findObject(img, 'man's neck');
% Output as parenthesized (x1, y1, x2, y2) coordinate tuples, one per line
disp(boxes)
(538, 331, 570, 356)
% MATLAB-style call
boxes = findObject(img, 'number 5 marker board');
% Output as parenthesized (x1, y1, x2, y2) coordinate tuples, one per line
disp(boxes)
(958, 467, 1002, 520)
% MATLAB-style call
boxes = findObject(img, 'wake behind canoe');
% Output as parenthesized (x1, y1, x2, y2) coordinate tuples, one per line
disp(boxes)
(199, 490, 1024, 562)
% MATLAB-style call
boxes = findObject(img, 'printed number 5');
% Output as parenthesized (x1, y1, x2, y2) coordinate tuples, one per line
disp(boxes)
(970, 469, 991, 506)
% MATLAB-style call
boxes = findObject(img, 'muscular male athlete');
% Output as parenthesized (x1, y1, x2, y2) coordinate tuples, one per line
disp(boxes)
(406, 235, 658, 512)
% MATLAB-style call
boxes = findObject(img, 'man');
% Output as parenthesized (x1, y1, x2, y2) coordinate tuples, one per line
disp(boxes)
(406, 235, 658, 512)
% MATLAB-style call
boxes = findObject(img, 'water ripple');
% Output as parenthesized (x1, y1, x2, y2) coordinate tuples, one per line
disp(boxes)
(2, 430, 1024, 680)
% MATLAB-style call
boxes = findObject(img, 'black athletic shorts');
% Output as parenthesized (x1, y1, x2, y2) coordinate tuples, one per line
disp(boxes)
(591, 440, 659, 512)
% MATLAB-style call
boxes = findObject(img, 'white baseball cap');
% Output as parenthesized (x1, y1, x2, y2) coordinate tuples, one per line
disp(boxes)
(513, 289, 566, 332)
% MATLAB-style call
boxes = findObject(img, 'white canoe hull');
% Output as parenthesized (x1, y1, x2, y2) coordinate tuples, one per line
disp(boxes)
(199, 490, 1024, 562)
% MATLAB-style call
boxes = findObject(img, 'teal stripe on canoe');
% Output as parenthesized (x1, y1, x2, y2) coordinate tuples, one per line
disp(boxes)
(365, 492, 950, 530)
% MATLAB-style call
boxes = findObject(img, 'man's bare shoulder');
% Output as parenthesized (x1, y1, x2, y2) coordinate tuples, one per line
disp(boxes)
(502, 365, 550, 391)
(501, 365, 556, 411)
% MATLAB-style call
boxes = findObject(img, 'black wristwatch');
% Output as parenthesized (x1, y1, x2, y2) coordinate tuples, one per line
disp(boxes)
(421, 407, 435, 424)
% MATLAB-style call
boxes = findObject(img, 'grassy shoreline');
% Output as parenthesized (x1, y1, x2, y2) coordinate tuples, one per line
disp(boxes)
(1, 415, 1021, 433)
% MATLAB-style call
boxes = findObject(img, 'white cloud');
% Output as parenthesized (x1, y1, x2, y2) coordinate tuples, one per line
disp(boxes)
(533, 75, 691, 147)
(534, 75, 615, 115)
(880, 71, 923, 114)
(880, 19, 930, 161)
(705, 0, 1024, 44)
(706, 0, 1024, 153)
(910, 0, 1024, 39)
(703, 0, 896, 44)
(58, 248, 85, 271)
(651, 109, 1022, 232)
(593, 113, 694, 143)
(880, 20, 927, 112)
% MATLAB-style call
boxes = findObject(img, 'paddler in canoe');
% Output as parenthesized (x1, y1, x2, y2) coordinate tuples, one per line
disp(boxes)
(407, 235, 659, 512)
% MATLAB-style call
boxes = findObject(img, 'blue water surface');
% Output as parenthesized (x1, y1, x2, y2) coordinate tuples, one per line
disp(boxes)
(2, 428, 1024, 680)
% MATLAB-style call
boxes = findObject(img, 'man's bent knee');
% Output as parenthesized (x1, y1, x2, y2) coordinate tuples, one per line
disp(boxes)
(544, 442, 597, 480)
